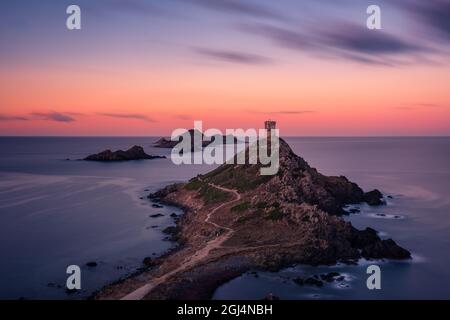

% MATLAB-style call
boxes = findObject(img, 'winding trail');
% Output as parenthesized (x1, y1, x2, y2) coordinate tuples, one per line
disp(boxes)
(120, 182, 241, 300)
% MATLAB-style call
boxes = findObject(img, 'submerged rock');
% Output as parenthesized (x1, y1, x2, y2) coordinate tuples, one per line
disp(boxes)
(143, 257, 160, 267)
(320, 272, 341, 282)
(162, 226, 181, 241)
(341, 259, 358, 265)
(86, 261, 97, 267)
(66, 288, 78, 294)
(294, 276, 324, 287)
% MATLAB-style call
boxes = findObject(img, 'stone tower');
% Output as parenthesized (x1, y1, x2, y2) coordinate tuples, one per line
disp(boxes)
(264, 120, 276, 132)
(264, 120, 276, 148)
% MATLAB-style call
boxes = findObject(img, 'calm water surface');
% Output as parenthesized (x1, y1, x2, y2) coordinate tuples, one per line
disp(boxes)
(0, 137, 449, 299)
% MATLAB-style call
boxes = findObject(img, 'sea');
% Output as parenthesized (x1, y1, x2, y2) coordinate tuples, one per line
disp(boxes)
(0, 137, 449, 300)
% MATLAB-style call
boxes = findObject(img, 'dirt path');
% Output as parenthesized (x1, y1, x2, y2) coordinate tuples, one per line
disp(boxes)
(120, 183, 241, 300)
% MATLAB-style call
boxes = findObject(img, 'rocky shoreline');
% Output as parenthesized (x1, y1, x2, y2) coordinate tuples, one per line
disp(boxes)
(94, 139, 410, 300)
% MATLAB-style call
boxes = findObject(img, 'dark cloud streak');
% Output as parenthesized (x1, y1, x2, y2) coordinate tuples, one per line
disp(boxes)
(273, 110, 316, 115)
(239, 21, 429, 66)
(247, 110, 316, 115)
(194, 47, 273, 65)
(398, 0, 450, 41)
(30, 112, 76, 122)
(0, 114, 29, 121)
(322, 24, 425, 54)
(87, 0, 167, 17)
(174, 114, 192, 120)
(189, 0, 285, 21)
(98, 113, 156, 122)
(239, 23, 311, 50)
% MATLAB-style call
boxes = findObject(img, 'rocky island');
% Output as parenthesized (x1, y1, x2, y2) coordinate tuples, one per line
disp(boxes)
(84, 145, 165, 162)
(153, 129, 239, 150)
(94, 139, 410, 300)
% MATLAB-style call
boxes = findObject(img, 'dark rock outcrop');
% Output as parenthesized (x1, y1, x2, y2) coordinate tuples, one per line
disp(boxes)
(153, 137, 178, 149)
(148, 183, 182, 200)
(143, 257, 161, 267)
(350, 227, 411, 259)
(84, 146, 165, 162)
(153, 130, 239, 150)
(320, 272, 341, 282)
(153, 129, 211, 150)
(350, 227, 379, 248)
(293, 276, 324, 287)
(162, 226, 181, 241)
(364, 189, 385, 206)
(361, 239, 411, 259)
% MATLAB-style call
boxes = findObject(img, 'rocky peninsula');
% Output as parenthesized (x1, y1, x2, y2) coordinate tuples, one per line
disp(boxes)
(94, 139, 410, 300)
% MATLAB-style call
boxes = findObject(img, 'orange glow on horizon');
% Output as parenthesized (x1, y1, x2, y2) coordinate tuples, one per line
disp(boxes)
(1, 58, 449, 136)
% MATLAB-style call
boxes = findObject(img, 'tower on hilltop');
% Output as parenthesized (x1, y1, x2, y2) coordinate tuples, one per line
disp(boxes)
(264, 120, 276, 132)
(264, 120, 276, 149)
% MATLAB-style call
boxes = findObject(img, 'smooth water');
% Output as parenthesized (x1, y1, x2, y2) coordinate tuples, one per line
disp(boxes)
(0, 137, 214, 299)
(0, 137, 449, 299)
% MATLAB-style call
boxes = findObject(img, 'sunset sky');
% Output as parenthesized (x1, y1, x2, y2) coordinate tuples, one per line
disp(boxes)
(0, 0, 449, 136)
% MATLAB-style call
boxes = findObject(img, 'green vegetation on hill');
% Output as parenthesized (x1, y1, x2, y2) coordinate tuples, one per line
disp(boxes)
(255, 201, 268, 209)
(184, 178, 202, 190)
(202, 164, 273, 192)
(231, 201, 251, 212)
(236, 214, 259, 224)
(197, 184, 230, 205)
(265, 207, 285, 221)
(184, 178, 231, 205)
(230, 199, 286, 223)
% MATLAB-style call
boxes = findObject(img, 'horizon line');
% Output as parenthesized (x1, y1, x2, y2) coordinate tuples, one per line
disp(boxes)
(1, 135, 450, 138)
